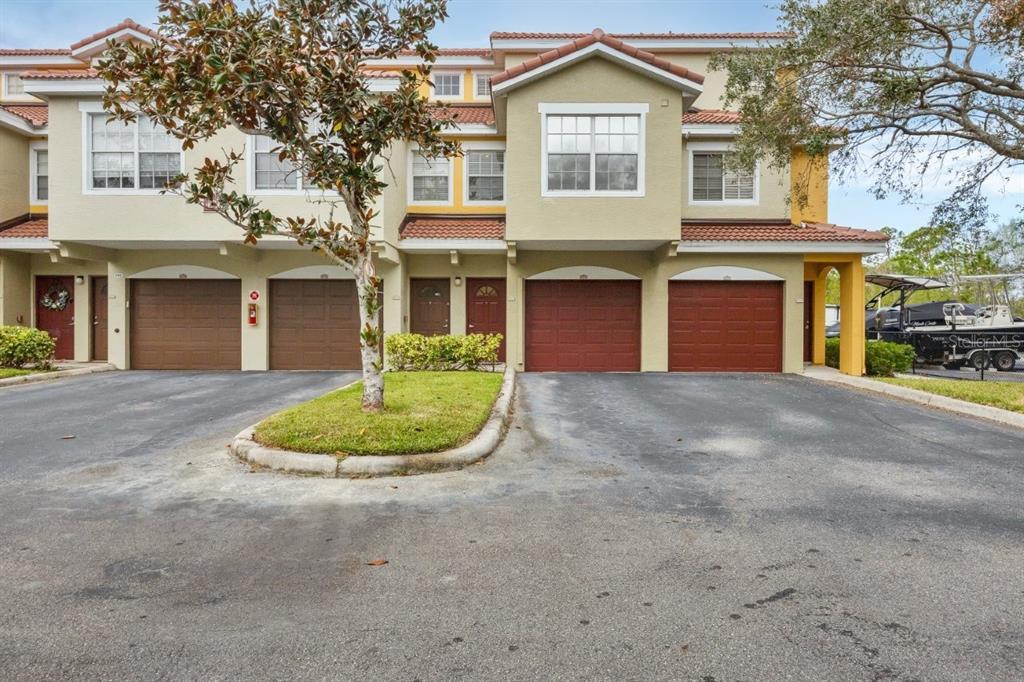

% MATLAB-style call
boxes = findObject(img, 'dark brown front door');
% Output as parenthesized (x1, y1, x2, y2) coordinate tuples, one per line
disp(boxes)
(803, 281, 814, 362)
(270, 279, 363, 370)
(92, 277, 108, 361)
(35, 275, 75, 360)
(130, 279, 241, 370)
(411, 278, 450, 336)
(466, 278, 506, 361)
(525, 280, 642, 372)
(668, 280, 783, 372)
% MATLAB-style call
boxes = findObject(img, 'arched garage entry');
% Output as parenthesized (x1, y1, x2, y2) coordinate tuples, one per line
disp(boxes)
(668, 266, 784, 372)
(525, 266, 641, 372)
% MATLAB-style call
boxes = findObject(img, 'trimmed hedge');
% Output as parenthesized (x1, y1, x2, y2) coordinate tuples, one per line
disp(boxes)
(824, 337, 915, 377)
(0, 326, 56, 369)
(385, 333, 502, 371)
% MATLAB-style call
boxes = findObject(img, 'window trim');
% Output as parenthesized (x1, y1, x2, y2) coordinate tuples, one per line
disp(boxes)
(29, 141, 47, 205)
(3, 72, 27, 98)
(462, 141, 506, 206)
(687, 141, 760, 206)
(407, 147, 454, 206)
(472, 71, 495, 99)
(538, 102, 647, 198)
(244, 134, 339, 197)
(79, 101, 184, 196)
(431, 70, 464, 101)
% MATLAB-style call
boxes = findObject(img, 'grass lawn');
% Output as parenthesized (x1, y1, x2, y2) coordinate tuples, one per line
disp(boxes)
(877, 377, 1024, 415)
(254, 371, 505, 456)
(0, 368, 47, 380)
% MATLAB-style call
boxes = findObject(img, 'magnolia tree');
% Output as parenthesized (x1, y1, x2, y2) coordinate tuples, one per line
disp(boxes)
(98, 0, 459, 411)
(710, 0, 1023, 232)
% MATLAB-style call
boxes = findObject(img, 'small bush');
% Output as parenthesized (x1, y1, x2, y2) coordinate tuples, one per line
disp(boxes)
(824, 337, 914, 376)
(386, 333, 502, 371)
(0, 326, 56, 369)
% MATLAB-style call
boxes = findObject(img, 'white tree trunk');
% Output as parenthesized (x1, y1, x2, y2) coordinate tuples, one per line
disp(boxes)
(353, 248, 384, 412)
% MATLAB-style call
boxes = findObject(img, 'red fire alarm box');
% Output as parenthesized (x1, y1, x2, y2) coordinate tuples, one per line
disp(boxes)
(247, 303, 258, 326)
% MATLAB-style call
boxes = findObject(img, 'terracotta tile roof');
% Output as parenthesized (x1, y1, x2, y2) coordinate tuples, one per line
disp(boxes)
(399, 48, 493, 57)
(429, 104, 496, 126)
(0, 103, 47, 126)
(491, 31, 792, 40)
(0, 48, 71, 56)
(680, 220, 889, 243)
(20, 68, 98, 80)
(401, 215, 505, 240)
(682, 109, 741, 124)
(491, 28, 705, 87)
(0, 218, 49, 239)
(69, 18, 158, 51)
(362, 68, 402, 79)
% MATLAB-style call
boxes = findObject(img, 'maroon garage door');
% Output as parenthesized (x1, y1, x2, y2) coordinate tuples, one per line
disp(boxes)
(668, 280, 783, 372)
(525, 280, 641, 372)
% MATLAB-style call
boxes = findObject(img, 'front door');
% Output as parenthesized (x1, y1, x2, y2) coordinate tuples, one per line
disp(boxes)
(466, 278, 506, 361)
(35, 275, 75, 360)
(92, 277, 108, 361)
(410, 278, 450, 336)
(803, 281, 814, 362)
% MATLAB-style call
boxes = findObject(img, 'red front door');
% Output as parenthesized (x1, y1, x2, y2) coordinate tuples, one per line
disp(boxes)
(35, 275, 75, 360)
(466, 278, 506, 361)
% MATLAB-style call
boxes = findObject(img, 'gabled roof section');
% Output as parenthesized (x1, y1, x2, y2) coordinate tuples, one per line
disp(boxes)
(682, 109, 741, 124)
(491, 31, 792, 40)
(491, 28, 704, 94)
(70, 18, 157, 59)
(680, 219, 889, 243)
(0, 217, 48, 239)
(0, 103, 48, 127)
(400, 215, 505, 240)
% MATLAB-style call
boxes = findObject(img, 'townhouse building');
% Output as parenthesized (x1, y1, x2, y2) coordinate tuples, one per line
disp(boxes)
(0, 20, 885, 375)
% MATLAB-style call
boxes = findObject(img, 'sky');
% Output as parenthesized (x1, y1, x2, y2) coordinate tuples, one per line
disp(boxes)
(1, 0, 1020, 235)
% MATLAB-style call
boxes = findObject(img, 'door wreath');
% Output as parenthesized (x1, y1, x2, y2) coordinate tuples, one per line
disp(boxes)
(40, 283, 72, 311)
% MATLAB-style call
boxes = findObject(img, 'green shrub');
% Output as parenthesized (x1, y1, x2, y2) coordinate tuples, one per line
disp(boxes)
(0, 326, 56, 369)
(823, 337, 914, 376)
(385, 333, 502, 371)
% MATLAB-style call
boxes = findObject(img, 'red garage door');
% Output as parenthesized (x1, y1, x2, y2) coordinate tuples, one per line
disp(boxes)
(525, 280, 641, 371)
(668, 280, 783, 372)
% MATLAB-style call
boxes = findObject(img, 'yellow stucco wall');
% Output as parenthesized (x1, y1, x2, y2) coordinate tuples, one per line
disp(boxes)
(790, 148, 829, 224)
(503, 57, 683, 243)
(0, 126, 30, 223)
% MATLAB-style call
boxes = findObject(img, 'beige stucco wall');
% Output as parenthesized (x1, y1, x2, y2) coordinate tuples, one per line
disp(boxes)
(0, 252, 31, 326)
(503, 58, 683, 243)
(405, 253, 506, 335)
(0, 126, 30, 223)
(504, 249, 806, 373)
(681, 138, 790, 220)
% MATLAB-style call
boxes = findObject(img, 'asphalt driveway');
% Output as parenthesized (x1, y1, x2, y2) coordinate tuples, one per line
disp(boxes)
(1, 371, 1022, 680)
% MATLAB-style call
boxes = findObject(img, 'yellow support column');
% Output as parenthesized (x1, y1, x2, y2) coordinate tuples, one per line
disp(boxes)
(838, 259, 866, 376)
(813, 266, 829, 365)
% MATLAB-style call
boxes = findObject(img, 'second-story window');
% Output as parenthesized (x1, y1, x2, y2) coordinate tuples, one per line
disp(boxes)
(34, 149, 48, 201)
(691, 151, 756, 203)
(253, 135, 301, 190)
(88, 113, 181, 191)
(474, 73, 492, 97)
(434, 72, 462, 98)
(4, 73, 25, 96)
(545, 114, 641, 194)
(466, 150, 504, 202)
(411, 153, 450, 203)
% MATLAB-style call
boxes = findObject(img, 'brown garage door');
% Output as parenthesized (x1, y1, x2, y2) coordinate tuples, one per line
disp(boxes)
(525, 280, 641, 372)
(131, 279, 241, 369)
(668, 280, 782, 372)
(270, 279, 362, 370)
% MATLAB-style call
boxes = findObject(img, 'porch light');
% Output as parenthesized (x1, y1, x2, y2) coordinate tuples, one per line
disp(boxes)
(75, 275, 85, 285)
(454, 276, 463, 287)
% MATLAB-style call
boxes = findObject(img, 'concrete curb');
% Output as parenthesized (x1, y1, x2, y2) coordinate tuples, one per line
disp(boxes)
(0, 363, 115, 388)
(230, 367, 517, 478)
(804, 366, 1024, 430)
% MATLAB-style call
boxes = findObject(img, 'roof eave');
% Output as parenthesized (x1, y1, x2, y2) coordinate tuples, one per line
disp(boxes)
(678, 240, 887, 254)
(0, 108, 44, 136)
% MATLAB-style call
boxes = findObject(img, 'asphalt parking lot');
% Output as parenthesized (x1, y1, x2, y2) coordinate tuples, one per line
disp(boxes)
(1, 371, 1022, 680)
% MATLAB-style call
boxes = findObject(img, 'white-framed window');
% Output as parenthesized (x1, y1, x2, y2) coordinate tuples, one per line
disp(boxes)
(408, 151, 452, 204)
(30, 144, 48, 203)
(540, 103, 646, 197)
(4, 73, 25, 97)
(250, 135, 301, 192)
(465, 147, 505, 203)
(473, 72, 493, 98)
(688, 143, 758, 205)
(83, 110, 183, 193)
(433, 72, 462, 99)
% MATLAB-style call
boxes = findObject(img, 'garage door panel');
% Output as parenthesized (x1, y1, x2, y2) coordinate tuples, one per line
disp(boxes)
(525, 280, 641, 372)
(269, 279, 365, 370)
(131, 280, 241, 370)
(668, 280, 782, 372)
